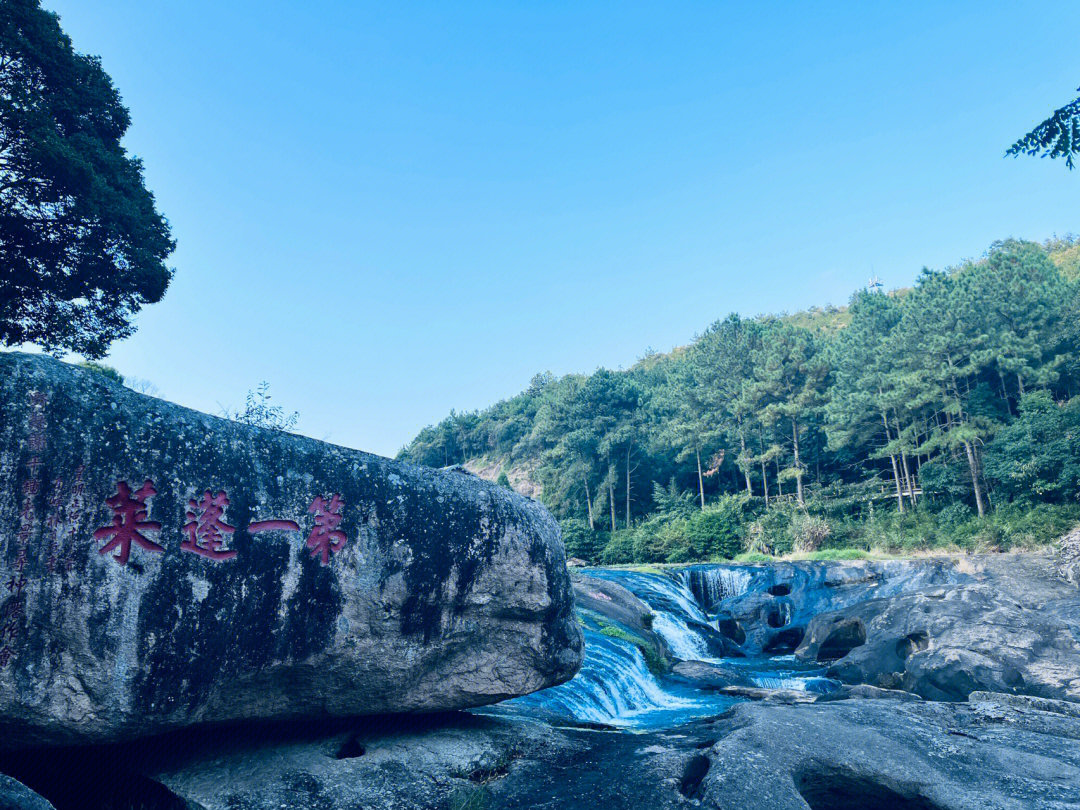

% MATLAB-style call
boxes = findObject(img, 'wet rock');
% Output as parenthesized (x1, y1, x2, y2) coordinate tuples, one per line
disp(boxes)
(669, 660, 754, 690)
(0, 353, 582, 749)
(717, 686, 819, 704)
(710, 559, 966, 654)
(13, 699, 1074, 810)
(573, 575, 656, 639)
(695, 699, 1080, 809)
(795, 576, 1080, 702)
(0, 775, 54, 810)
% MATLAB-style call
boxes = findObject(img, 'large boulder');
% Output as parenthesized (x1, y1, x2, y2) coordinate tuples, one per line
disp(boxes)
(0, 353, 582, 749)
(796, 582, 1080, 702)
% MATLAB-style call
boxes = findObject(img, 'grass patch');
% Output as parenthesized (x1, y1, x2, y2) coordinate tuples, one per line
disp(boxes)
(593, 619, 670, 675)
(796, 548, 872, 561)
(449, 786, 490, 810)
(733, 551, 774, 563)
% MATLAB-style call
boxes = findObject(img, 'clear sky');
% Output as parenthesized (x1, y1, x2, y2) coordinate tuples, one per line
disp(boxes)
(41, 1, 1080, 457)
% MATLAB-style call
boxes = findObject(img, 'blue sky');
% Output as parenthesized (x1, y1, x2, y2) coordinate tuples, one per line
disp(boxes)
(43, 1, 1080, 457)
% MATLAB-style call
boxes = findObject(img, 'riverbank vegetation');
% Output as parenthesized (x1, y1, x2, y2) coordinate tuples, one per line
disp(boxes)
(401, 237, 1080, 563)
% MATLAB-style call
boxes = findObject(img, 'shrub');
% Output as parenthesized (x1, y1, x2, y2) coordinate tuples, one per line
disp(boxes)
(559, 518, 606, 563)
(791, 514, 831, 553)
(684, 496, 745, 559)
(599, 530, 636, 565)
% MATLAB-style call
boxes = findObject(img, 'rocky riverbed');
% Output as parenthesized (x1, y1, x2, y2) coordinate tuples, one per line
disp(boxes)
(3, 356, 1080, 809)
(4, 550, 1079, 809)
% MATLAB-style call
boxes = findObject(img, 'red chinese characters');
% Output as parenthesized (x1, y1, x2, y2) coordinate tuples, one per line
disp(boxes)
(86, 478, 350, 569)
(93, 480, 163, 566)
(305, 494, 347, 565)
(182, 490, 237, 560)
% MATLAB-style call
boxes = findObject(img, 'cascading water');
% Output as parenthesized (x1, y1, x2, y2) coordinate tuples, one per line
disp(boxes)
(679, 566, 753, 611)
(585, 569, 720, 662)
(495, 564, 853, 729)
(501, 628, 722, 727)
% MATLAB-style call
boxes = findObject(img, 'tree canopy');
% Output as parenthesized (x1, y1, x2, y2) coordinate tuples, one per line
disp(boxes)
(0, 0, 174, 357)
(401, 237, 1080, 563)
(1007, 86, 1080, 169)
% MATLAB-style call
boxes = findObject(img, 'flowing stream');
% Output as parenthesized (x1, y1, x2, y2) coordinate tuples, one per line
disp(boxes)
(494, 565, 835, 729)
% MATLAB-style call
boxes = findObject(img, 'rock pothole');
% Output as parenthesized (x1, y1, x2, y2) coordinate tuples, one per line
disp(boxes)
(764, 626, 804, 654)
(336, 736, 366, 759)
(896, 631, 930, 660)
(817, 619, 867, 662)
(795, 769, 944, 810)
(678, 754, 710, 798)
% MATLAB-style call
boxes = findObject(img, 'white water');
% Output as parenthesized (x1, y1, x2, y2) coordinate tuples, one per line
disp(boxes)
(508, 629, 701, 726)
(587, 570, 722, 662)
(650, 611, 712, 660)
(501, 566, 841, 729)
(679, 566, 753, 609)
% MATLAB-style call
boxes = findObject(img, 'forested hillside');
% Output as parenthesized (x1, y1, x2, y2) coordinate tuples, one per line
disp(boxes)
(400, 237, 1080, 563)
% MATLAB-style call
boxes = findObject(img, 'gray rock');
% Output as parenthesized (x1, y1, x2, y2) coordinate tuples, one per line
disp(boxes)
(695, 699, 1080, 809)
(695, 558, 969, 655)
(0, 353, 582, 749)
(66, 699, 1080, 810)
(0, 776, 54, 810)
(1059, 524, 1080, 586)
(669, 660, 754, 690)
(795, 572, 1080, 702)
(818, 683, 923, 701)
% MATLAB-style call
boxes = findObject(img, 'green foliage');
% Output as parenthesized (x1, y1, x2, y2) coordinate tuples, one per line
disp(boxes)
(1007, 86, 1080, 169)
(683, 497, 746, 560)
(983, 392, 1080, 503)
(225, 382, 299, 432)
(559, 518, 607, 563)
(495, 470, 512, 490)
(799, 548, 871, 561)
(599, 530, 636, 565)
(0, 0, 175, 358)
(594, 620, 669, 675)
(78, 361, 123, 384)
(400, 236, 1080, 563)
(448, 787, 490, 810)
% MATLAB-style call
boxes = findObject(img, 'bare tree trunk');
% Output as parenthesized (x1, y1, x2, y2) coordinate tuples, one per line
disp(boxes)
(881, 411, 904, 513)
(696, 448, 705, 510)
(625, 446, 632, 530)
(738, 429, 753, 495)
(900, 450, 916, 507)
(760, 458, 770, 506)
(608, 459, 617, 531)
(998, 370, 1014, 416)
(583, 475, 594, 530)
(792, 419, 805, 508)
(776, 457, 784, 498)
(1016, 373, 1025, 396)
(963, 440, 986, 517)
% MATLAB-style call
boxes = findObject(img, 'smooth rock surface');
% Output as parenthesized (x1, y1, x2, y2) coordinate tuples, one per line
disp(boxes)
(0, 353, 582, 749)
(8, 695, 1077, 810)
(795, 558, 1080, 702)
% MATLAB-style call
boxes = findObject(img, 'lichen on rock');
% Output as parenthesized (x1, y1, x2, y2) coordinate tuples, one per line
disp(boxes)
(0, 352, 582, 749)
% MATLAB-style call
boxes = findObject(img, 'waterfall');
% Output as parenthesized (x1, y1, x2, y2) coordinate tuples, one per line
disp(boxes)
(650, 611, 712, 661)
(508, 629, 697, 725)
(680, 567, 753, 611)
(584, 570, 718, 661)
